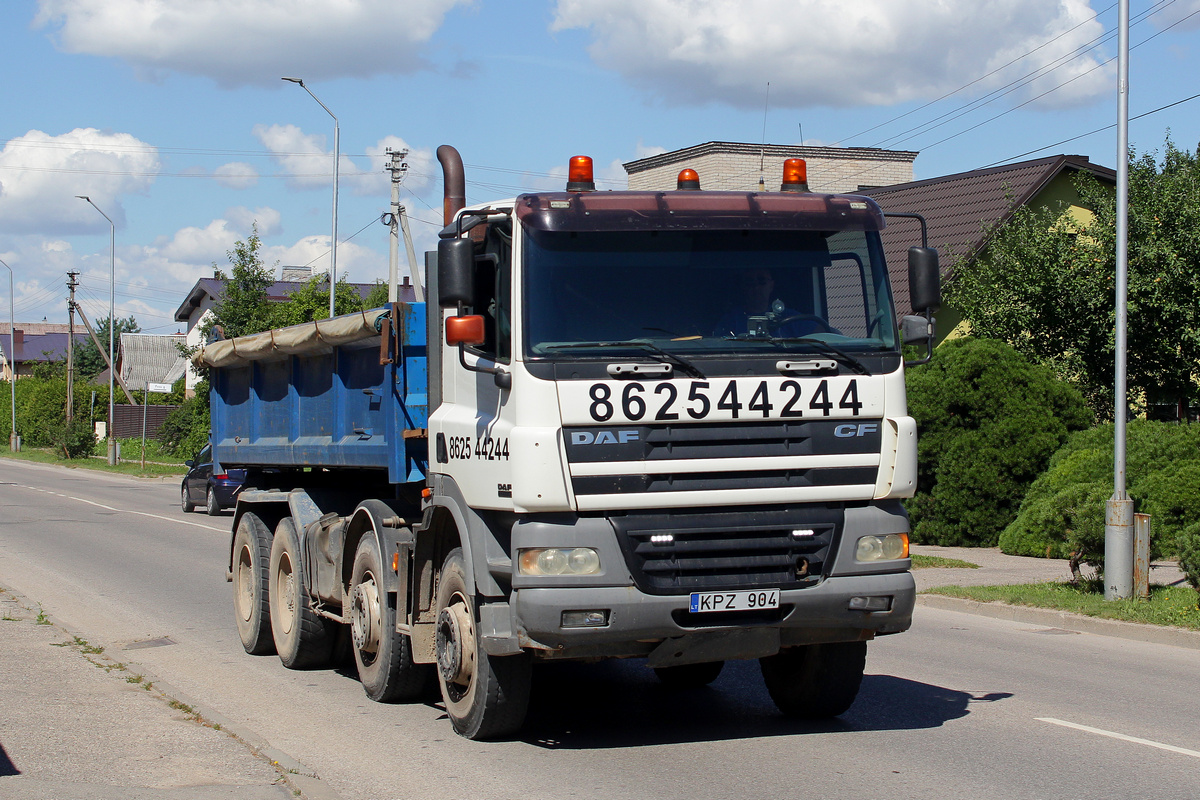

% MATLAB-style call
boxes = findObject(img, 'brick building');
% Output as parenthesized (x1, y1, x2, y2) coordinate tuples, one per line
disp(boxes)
(623, 141, 917, 194)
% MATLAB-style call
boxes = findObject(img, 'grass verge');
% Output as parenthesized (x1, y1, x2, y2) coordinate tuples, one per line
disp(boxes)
(1, 446, 185, 478)
(926, 582, 1200, 630)
(912, 554, 980, 569)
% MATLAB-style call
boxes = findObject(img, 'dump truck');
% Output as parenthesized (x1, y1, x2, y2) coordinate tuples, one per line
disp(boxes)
(200, 147, 941, 739)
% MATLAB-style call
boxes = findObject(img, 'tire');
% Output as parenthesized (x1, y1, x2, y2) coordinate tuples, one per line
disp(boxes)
(349, 535, 432, 702)
(435, 548, 531, 740)
(269, 517, 336, 669)
(759, 641, 867, 719)
(653, 660, 725, 688)
(205, 486, 221, 516)
(181, 484, 195, 513)
(232, 512, 274, 655)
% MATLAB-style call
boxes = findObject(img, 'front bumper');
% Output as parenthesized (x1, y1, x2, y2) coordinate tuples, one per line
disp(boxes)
(509, 570, 914, 664)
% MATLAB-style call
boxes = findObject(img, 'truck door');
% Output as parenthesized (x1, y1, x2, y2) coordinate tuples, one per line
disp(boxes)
(434, 218, 515, 510)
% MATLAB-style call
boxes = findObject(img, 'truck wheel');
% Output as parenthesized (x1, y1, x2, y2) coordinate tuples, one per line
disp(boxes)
(759, 641, 867, 719)
(653, 660, 725, 688)
(205, 486, 221, 516)
(269, 517, 336, 669)
(181, 484, 195, 513)
(232, 512, 274, 655)
(349, 535, 431, 702)
(435, 548, 531, 740)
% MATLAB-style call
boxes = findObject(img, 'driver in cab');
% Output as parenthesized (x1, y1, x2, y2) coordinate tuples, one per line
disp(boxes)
(713, 268, 832, 338)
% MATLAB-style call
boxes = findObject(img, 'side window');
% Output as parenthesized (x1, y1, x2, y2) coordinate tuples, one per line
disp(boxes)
(469, 220, 512, 364)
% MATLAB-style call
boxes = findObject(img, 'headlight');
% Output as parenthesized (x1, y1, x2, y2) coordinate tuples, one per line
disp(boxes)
(855, 533, 909, 562)
(518, 547, 601, 576)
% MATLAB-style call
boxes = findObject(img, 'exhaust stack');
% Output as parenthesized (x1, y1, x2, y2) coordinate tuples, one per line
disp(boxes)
(437, 145, 466, 227)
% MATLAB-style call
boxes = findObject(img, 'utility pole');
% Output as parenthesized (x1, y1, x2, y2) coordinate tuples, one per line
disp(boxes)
(66, 271, 78, 423)
(385, 148, 424, 303)
(1105, 0, 1133, 600)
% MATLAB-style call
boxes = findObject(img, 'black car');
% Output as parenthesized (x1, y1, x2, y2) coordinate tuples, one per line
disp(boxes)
(181, 444, 245, 516)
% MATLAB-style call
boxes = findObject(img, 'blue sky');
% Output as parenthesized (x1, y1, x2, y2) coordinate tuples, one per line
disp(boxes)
(2, 0, 1199, 333)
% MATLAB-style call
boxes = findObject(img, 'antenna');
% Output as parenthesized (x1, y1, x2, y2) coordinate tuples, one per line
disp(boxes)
(759, 82, 770, 191)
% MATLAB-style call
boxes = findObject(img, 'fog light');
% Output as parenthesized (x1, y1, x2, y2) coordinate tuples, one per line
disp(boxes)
(855, 533, 909, 562)
(849, 595, 892, 612)
(518, 548, 602, 576)
(562, 610, 609, 628)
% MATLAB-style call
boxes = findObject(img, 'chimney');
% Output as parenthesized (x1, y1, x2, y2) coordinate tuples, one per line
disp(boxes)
(13, 329, 22, 346)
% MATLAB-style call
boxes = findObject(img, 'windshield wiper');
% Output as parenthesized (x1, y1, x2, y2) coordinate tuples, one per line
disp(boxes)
(725, 335, 869, 375)
(542, 339, 705, 378)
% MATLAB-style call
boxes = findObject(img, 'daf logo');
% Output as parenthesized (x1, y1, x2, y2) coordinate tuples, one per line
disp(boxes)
(571, 430, 640, 445)
(834, 423, 879, 438)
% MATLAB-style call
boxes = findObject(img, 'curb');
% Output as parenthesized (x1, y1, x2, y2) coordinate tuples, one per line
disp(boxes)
(0, 454, 185, 483)
(0, 582, 344, 800)
(917, 593, 1200, 650)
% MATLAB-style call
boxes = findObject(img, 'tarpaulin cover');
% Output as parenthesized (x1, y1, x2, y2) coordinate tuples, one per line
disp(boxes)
(194, 309, 388, 368)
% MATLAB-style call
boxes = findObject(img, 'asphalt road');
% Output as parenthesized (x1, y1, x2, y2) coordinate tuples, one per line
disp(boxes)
(1, 457, 1198, 800)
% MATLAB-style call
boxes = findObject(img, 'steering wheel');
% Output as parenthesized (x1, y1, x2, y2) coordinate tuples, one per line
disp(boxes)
(770, 313, 835, 334)
(865, 310, 889, 337)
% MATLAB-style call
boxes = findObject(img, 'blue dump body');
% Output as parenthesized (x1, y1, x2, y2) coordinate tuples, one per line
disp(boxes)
(209, 303, 429, 485)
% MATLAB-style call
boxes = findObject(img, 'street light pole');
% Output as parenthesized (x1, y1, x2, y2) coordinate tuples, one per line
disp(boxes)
(1105, 0, 1133, 601)
(0, 258, 17, 451)
(76, 195, 118, 465)
(282, 77, 339, 319)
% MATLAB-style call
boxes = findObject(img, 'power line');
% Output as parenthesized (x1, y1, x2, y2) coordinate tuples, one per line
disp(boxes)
(861, 0, 1177, 151)
(841, 0, 1126, 145)
(978, 91, 1200, 169)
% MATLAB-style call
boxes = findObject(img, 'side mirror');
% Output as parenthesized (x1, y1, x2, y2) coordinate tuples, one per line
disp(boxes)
(908, 246, 941, 315)
(445, 314, 486, 346)
(185, 460, 194, 468)
(901, 315, 933, 346)
(438, 238, 474, 308)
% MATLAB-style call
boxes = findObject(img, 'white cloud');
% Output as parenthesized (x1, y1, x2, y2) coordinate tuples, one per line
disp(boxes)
(226, 206, 282, 237)
(0, 128, 159, 235)
(35, 0, 471, 87)
(253, 125, 435, 199)
(213, 162, 259, 190)
(252, 124, 331, 191)
(552, 0, 1111, 110)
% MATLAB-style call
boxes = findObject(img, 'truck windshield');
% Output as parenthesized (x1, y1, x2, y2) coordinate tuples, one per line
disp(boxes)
(523, 227, 898, 359)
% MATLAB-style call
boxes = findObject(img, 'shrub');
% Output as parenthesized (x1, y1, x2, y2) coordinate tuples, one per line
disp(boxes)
(1000, 421, 1200, 571)
(51, 416, 97, 459)
(1177, 523, 1200, 602)
(905, 337, 1092, 546)
(159, 382, 210, 458)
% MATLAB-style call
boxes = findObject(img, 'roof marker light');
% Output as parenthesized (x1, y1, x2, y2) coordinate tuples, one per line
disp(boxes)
(567, 155, 596, 192)
(676, 168, 701, 190)
(781, 158, 809, 193)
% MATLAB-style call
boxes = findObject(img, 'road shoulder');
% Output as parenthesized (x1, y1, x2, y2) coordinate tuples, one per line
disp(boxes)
(0, 583, 339, 800)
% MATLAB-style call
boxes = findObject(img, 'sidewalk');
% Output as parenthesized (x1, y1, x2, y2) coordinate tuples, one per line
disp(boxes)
(0, 587, 298, 800)
(910, 544, 1199, 650)
(909, 543, 1188, 591)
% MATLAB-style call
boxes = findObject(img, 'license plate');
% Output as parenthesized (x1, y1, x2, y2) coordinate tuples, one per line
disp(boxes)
(689, 589, 780, 613)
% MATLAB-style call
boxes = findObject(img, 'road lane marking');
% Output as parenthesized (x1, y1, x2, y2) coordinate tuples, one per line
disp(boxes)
(8, 483, 227, 533)
(1037, 717, 1200, 759)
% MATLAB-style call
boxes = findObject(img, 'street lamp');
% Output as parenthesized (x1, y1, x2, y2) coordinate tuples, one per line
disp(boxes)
(0, 258, 17, 451)
(76, 195, 117, 465)
(282, 76, 340, 319)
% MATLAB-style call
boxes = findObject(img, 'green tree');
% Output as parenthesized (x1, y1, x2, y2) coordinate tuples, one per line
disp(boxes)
(947, 136, 1200, 418)
(905, 337, 1092, 547)
(75, 315, 141, 380)
(363, 280, 389, 310)
(205, 226, 280, 339)
(276, 275, 366, 327)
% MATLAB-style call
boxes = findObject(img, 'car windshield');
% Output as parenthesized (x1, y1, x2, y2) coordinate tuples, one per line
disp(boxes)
(523, 227, 898, 360)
